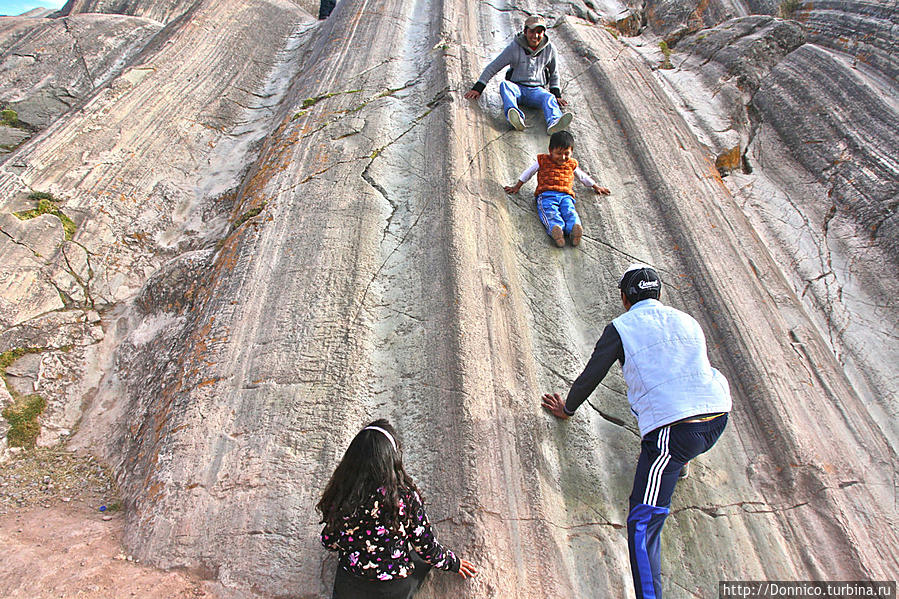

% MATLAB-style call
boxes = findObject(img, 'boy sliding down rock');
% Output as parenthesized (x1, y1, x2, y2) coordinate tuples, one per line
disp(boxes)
(504, 131, 610, 247)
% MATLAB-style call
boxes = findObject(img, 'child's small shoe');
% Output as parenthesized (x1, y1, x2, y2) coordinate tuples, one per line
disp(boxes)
(507, 108, 525, 131)
(547, 112, 573, 135)
(551, 225, 565, 247)
(570, 223, 583, 246)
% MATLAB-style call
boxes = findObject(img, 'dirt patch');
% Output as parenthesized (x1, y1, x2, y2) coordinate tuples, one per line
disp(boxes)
(0, 448, 223, 598)
(0, 448, 116, 513)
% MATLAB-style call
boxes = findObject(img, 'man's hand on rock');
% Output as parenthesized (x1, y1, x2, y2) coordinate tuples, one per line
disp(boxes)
(557, 97, 569, 107)
(464, 89, 481, 100)
(542, 392, 570, 419)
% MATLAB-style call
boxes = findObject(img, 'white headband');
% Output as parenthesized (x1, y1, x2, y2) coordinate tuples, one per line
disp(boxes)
(363, 426, 398, 452)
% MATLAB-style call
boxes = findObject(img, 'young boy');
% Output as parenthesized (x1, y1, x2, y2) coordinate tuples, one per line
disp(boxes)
(504, 131, 610, 247)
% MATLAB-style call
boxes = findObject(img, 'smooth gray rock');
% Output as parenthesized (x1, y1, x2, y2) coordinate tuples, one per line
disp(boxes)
(799, 0, 898, 83)
(58, 0, 197, 24)
(0, 14, 162, 145)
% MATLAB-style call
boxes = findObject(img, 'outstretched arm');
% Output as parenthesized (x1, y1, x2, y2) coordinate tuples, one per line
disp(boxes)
(546, 47, 568, 107)
(465, 45, 514, 100)
(406, 491, 462, 573)
(506, 160, 539, 193)
(574, 167, 610, 195)
(542, 323, 624, 418)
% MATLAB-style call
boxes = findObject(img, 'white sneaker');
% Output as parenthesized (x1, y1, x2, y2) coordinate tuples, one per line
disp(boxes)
(507, 108, 525, 131)
(547, 112, 573, 135)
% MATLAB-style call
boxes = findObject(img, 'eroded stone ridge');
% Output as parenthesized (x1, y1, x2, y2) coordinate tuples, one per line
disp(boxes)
(0, 14, 162, 153)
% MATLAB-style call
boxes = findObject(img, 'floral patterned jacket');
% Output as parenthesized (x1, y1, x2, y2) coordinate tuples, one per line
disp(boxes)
(320, 487, 460, 580)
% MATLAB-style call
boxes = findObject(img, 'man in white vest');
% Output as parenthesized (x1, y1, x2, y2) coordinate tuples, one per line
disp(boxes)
(542, 263, 731, 599)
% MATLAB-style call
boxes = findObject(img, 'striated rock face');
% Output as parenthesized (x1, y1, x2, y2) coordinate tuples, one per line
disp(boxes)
(0, 13, 163, 149)
(58, 0, 197, 24)
(59, 0, 319, 24)
(642, 0, 898, 458)
(674, 16, 805, 92)
(643, 0, 747, 40)
(798, 0, 898, 83)
(1, 0, 897, 598)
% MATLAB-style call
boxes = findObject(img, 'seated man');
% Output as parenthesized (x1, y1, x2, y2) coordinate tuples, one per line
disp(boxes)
(464, 15, 572, 134)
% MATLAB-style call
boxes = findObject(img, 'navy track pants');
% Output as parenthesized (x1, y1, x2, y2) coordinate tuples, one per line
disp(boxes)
(627, 413, 728, 599)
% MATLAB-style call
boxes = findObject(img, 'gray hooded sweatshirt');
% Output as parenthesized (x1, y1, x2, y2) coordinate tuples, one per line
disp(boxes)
(471, 33, 562, 98)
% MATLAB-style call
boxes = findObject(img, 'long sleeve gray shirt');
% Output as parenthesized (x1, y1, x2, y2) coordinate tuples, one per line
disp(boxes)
(471, 34, 561, 97)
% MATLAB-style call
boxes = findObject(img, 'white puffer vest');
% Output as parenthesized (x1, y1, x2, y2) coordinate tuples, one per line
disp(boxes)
(612, 299, 732, 437)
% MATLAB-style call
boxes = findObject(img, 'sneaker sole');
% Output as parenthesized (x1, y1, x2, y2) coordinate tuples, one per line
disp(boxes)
(570, 223, 583, 246)
(547, 112, 573, 135)
(551, 225, 565, 247)
(508, 109, 525, 131)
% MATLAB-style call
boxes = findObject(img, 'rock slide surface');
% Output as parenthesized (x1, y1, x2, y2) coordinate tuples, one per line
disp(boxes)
(0, 0, 896, 598)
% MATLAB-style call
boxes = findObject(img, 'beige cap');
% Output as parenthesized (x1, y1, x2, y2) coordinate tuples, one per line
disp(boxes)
(524, 15, 547, 30)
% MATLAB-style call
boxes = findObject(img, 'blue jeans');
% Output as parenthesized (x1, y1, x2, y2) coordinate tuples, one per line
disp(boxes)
(537, 191, 580, 236)
(499, 80, 563, 127)
(627, 414, 728, 599)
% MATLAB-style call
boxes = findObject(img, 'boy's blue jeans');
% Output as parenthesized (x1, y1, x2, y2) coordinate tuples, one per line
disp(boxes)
(500, 80, 563, 126)
(537, 191, 580, 236)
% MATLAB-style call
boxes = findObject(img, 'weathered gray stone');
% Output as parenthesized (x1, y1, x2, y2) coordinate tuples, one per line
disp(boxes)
(675, 15, 805, 92)
(643, 0, 745, 40)
(0, 125, 29, 152)
(0, 14, 163, 135)
(59, 0, 197, 24)
(798, 0, 898, 83)
(751, 43, 898, 260)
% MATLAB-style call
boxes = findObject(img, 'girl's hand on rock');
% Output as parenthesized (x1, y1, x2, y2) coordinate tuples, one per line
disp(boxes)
(458, 559, 478, 579)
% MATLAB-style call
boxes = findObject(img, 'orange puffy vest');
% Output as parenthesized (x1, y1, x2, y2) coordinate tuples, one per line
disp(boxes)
(534, 154, 578, 197)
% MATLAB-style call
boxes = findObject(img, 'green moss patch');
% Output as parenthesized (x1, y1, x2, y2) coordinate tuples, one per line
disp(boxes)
(1, 347, 47, 448)
(2, 393, 46, 449)
(1, 108, 21, 127)
(292, 89, 363, 120)
(0, 347, 42, 372)
(14, 198, 77, 240)
(231, 201, 267, 232)
(659, 41, 674, 69)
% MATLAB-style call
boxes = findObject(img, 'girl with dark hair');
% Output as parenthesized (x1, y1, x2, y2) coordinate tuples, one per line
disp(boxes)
(317, 419, 477, 598)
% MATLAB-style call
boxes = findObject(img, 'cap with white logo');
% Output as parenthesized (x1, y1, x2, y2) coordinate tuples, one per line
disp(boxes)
(618, 263, 661, 302)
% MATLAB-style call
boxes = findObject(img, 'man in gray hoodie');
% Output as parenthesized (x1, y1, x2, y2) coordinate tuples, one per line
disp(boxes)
(464, 15, 572, 134)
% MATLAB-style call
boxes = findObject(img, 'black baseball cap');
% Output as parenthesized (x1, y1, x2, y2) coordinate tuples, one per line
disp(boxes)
(618, 263, 661, 303)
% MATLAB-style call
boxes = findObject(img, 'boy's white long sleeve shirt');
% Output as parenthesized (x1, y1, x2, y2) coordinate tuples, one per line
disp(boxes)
(518, 160, 596, 187)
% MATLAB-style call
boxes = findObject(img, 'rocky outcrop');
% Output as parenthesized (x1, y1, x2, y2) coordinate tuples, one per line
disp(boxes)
(798, 0, 898, 83)
(1, 0, 897, 597)
(643, 0, 748, 40)
(0, 14, 163, 152)
(58, 0, 197, 24)
(744, 40, 899, 441)
(638, 2, 898, 457)
(0, 0, 314, 455)
(674, 15, 805, 91)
